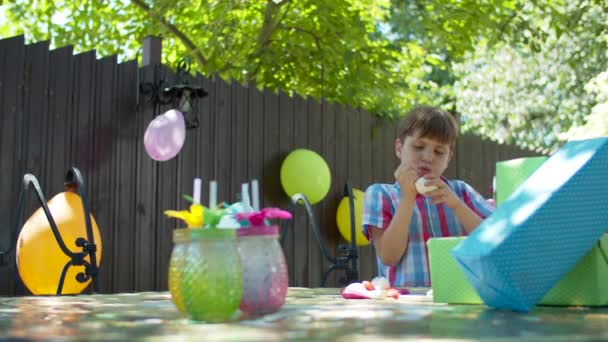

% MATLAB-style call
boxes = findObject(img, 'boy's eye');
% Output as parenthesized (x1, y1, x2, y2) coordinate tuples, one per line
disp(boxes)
(413, 145, 424, 150)
(435, 150, 446, 155)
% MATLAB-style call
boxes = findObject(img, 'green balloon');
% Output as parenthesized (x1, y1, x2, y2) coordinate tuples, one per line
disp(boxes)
(281, 149, 331, 204)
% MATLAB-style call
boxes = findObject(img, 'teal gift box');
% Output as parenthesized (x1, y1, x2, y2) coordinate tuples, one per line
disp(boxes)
(432, 138, 608, 311)
(428, 235, 608, 306)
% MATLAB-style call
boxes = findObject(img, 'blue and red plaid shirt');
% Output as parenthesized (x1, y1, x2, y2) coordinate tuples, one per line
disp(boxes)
(362, 179, 495, 287)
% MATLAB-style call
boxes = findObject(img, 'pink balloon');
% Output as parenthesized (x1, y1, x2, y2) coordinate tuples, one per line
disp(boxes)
(144, 109, 186, 161)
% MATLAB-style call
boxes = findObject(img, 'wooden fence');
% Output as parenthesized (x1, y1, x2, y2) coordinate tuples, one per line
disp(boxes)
(0, 36, 540, 295)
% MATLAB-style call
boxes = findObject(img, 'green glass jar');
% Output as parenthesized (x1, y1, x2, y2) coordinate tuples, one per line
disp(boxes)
(170, 228, 243, 322)
(168, 230, 188, 313)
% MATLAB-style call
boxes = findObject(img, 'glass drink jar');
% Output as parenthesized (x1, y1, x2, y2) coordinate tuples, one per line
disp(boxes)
(169, 228, 243, 322)
(236, 225, 288, 315)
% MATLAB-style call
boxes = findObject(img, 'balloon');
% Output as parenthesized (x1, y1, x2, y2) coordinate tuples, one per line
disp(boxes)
(336, 188, 369, 246)
(16, 192, 102, 295)
(144, 109, 186, 161)
(280, 149, 331, 204)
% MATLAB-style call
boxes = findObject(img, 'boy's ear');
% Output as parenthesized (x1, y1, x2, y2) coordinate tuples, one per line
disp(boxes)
(394, 138, 403, 159)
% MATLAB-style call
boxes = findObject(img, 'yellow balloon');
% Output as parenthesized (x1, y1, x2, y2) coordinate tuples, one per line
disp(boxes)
(336, 189, 368, 246)
(16, 192, 102, 295)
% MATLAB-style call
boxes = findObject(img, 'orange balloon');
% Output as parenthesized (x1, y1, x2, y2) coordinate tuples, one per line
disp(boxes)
(16, 192, 102, 295)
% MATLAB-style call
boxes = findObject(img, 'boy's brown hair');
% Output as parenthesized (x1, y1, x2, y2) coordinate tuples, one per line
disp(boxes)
(397, 106, 459, 149)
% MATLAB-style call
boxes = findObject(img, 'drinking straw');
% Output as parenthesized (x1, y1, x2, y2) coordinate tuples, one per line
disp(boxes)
(210, 180, 217, 209)
(241, 183, 251, 210)
(251, 179, 259, 211)
(193, 178, 202, 204)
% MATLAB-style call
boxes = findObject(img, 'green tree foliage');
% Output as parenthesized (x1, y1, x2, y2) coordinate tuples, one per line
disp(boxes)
(1, 0, 607, 151)
(562, 71, 608, 141)
(388, 0, 608, 152)
(0, 0, 440, 117)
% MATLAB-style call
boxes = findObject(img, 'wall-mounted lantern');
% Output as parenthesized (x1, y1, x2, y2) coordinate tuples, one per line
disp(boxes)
(140, 59, 208, 129)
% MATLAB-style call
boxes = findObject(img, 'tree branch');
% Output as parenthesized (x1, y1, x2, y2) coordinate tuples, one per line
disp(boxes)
(279, 24, 322, 51)
(248, 0, 292, 81)
(256, 0, 291, 48)
(130, 0, 208, 68)
(489, 2, 525, 47)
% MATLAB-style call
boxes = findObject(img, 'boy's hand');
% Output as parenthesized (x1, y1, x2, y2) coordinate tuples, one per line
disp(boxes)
(393, 163, 418, 198)
(421, 177, 460, 209)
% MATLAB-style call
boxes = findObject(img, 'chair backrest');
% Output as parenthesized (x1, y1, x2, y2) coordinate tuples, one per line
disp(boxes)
(280, 182, 359, 287)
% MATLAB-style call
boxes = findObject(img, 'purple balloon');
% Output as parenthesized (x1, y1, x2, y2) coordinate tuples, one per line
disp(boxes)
(144, 109, 186, 161)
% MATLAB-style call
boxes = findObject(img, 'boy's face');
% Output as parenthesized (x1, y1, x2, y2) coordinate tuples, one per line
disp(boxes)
(394, 131, 452, 178)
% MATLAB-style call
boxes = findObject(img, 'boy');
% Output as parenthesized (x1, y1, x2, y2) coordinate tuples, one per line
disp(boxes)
(362, 106, 494, 287)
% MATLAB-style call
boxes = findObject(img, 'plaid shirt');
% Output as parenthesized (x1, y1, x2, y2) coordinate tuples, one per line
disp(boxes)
(362, 179, 495, 287)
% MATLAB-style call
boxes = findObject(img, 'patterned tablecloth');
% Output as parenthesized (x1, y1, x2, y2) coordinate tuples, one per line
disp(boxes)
(0, 287, 607, 341)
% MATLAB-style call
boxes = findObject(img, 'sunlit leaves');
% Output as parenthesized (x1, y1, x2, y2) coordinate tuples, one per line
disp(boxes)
(1, 0, 607, 152)
(0, 0, 432, 118)
(451, 2, 607, 152)
(562, 71, 608, 141)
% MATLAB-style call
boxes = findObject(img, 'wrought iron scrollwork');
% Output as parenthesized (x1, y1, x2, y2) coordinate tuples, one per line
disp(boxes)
(1, 167, 100, 295)
(281, 183, 359, 287)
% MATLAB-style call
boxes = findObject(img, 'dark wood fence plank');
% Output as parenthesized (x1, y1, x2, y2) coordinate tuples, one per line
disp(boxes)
(247, 86, 264, 202)
(332, 105, 349, 285)
(46, 46, 73, 197)
(262, 88, 280, 208)
(306, 97, 323, 287)
(134, 65, 158, 292)
(195, 74, 214, 205)
(479, 138, 496, 198)
(333, 105, 348, 223)
(70, 51, 95, 172)
(383, 120, 397, 182)
(344, 105, 362, 283)
(174, 70, 204, 227)
(213, 78, 232, 202)
(231, 81, 249, 201)
(278, 90, 295, 285)
(112, 60, 138, 293)
(18, 40, 50, 294)
(370, 117, 384, 196)
(358, 109, 376, 282)
(276, 90, 293, 208)
(290, 95, 309, 286)
(319, 100, 337, 286)
(457, 135, 483, 194)
(89, 56, 118, 292)
(153, 65, 178, 292)
(69, 50, 98, 294)
(42, 46, 73, 294)
(0, 35, 25, 296)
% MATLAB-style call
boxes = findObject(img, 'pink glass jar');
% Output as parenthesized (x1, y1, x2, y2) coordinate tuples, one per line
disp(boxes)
(236, 225, 288, 315)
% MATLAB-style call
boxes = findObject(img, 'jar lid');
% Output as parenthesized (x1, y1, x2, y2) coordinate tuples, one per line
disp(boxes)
(173, 227, 236, 242)
(236, 225, 279, 237)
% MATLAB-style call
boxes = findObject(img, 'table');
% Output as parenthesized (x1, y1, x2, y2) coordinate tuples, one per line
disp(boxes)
(1, 288, 607, 341)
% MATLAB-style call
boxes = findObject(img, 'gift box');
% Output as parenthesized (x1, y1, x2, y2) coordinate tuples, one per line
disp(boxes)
(450, 137, 608, 311)
(495, 156, 548, 206)
(428, 235, 608, 306)
(428, 237, 482, 304)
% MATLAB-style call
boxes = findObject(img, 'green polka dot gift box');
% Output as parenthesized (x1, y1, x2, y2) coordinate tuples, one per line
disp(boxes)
(428, 234, 608, 307)
(434, 138, 608, 311)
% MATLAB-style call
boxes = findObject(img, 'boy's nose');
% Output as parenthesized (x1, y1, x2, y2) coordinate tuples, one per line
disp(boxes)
(422, 149, 434, 162)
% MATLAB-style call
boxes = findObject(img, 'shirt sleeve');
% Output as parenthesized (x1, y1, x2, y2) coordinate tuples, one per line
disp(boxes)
(362, 184, 393, 241)
(456, 180, 495, 219)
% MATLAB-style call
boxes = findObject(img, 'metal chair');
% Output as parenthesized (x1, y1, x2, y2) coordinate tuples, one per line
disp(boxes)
(280, 183, 359, 287)
(0, 167, 100, 295)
